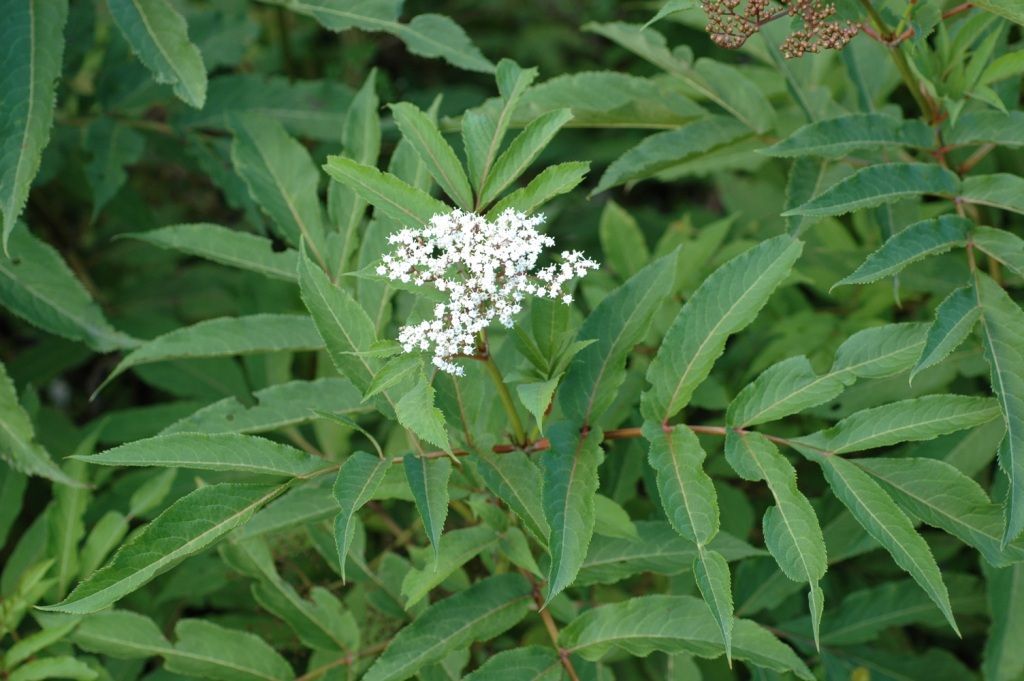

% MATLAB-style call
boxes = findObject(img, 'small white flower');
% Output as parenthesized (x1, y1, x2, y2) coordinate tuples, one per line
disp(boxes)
(377, 208, 599, 374)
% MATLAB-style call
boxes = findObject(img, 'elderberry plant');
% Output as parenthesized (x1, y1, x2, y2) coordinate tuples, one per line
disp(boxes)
(1, 1, 1024, 680)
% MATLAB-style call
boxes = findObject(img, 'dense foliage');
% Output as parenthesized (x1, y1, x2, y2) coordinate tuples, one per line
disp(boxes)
(2, 1, 1024, 679)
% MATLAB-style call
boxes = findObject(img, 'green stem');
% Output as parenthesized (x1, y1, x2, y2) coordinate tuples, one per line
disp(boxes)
(858, 0, 937, 121)
(480, 346, 528, 446)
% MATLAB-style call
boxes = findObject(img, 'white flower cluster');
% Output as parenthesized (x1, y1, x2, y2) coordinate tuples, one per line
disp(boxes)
(376, 208, 599, 375)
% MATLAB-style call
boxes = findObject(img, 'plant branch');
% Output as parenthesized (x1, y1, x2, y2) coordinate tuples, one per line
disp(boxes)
(478, 333, 528, 446)
(523, 571, 581, 681)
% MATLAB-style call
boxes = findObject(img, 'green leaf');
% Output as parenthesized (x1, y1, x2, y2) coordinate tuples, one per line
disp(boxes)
(834, 215, 971, 287)
(784, 158, 828, 236)
(0, 0, 67, 252)
(107, 0, 207, 108)
(541, 422, 603, 603)
(644, 0, 699, 28)
(643, 424, 718, 544)
(404, 453, 451, 558)
(599, 200, 650, 279)
(809, 395, 1000, 454)
(463, 59, 538, 192)
(73, 610, 171, 659)
(323, 155, 448, 227)
(0, 359, 77, 486)
(971, 0, 1024, 26)
(167, 619, 294, 681)
(477, 109, 573, 208)
(74, 433, 326, 478)
(365, 353, 423, 401)
(800, 452, 958, 634)
(230, 115, 329, 269)
(961, 173, 1024, 215)
(390, 102, 473, 210)
(693, 548, 734, 662)
(594, 116, 750, 194)
(84, 119, 145, 220)
(560, 595, 812, 680)
(475, 449, 549, 543)
(0, 227, 138, 352)
(982, 563, 1024, 681)
(487, 161, 589, 219)
(8, 657, 96, 681)
(728, 356, 847, 428)
(461, 647, 562, 681)
(392, 14, 494, 74)
(912, 286, 980, 379)
(401, 524, 499, 606)
(332, 451, 388, 582)
(395, 375, 450, 452)
(165, 378, 367, 435)
(561, 252, 676, 425)
(858, 457, 1024, 568)
(128, 224, 299, 281)
(763, 114, 933, 158)
(946, 111, 1024, 147)
(80, 511, 129, 577)
(973, 225, 1024, 278)
(830, 322, 928, 379)
(783, 164, 960, 218)
(974, 272, 1024, 544)
(100, 314, 323, 391)
(42, 483, 281, 614)
(642, 235, 802, 423)
(362, 574, 532, 681)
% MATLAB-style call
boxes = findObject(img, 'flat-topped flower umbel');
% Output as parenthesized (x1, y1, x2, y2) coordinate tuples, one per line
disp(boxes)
(377, 208, 599, 375)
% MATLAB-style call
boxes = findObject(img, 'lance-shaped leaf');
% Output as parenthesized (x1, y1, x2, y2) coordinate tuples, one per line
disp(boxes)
(362, 574, 532, 681)
(73, 609, 172, 659)
(401, 524, 500, 606)
(642, 235, 802, 423)
(475, 449, 549, 543)
(0, 360, 77, 486)
(973, 225, 1024, 278)
(0, 228, 138, 352)
(107, 0, 206, 108)
(830, 322, 927, 379)
(982, 562, 1024, 681)
(783, 164, 960, 218)
(231, 116, 329, 269)
(728, 356, 848, 428)
(599, 200, 650, 279)
(478, 109, 573, 208)
(99, 314, 323, 391)
(167, 619, 294, 681)
(560, 595, 813, 680)
(0, 0, 68, 251)
(404, 453, 451, 559)
(461, 647, 561, 681)
(128, 224, 299, 282)
(395, 375, 450, 452)
(807, 395, 1000, 454)
(333, 451, 389, 582)
(463, 59, 538, 192)
(913, 286, 980, 379)
(541, 422, 602, 604)
(961, 173, 1024, 216)
(763, 113, 933, 158)
(794, 449, 958, 635)
(41, 483, 282, 614)
(974, 273, 1024, 544)
(560, 252, 676, 425)
(391, 102, 472, 210)
(833, 215, 971, 287)
(725, 431, 826, 646)
(73, 433, 326, 478)
(858, 457, 1024, 567)
(487, 161, 590, 219)
(946, 110, 1024, 146)
(323, 155, 448, 228)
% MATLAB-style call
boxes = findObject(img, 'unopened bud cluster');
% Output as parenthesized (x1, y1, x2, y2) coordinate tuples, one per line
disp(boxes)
(701, 0, 857, 57)
(377, 208, 598, 375)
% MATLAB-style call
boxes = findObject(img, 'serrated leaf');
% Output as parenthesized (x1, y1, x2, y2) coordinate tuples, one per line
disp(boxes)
(693, 548, 734, 662)
(390, 102, 473, 210)
(396, 375, 450, 452)
(230, 115, 329, 269)
(100, 314, 323, 391)
(962, 173, 1024, 215)
(783, 164, 960, 217)
(401, 524, 499, 606)
(643, 423, 718, 544)
(763, 114, 933, 158)
(461, 646, 562, 681)
(830, 322, 928, 378)
(0, 227, 138, 351)
(560, 252, 676, 425)
(973, 225, 1024, 278)
(643, 235, 802, 423)
(393, 13, 494, 74)
(971, 0, 1024, 26)
(560, 595, 812, 680)
(323, 155, 448, 227)
(404, 453, 451, 558)
(365, 353, 423, 401)
(0, 0, 68, 251)
(41, 483, 282, 614)
(728, 356, 848, 428)
(333, 451, 389, 582)
(974, 272, 1024, 544)
(475, 449, 549, 543)
(167, 619, 294, 681)
(478, 109, 573, 208)
(834, 215, 970, 287)
(599, 200, 650, 279)
(983, 563, 1024, 681)
(515, 377, 559, 433)
(913, 286, 980, 378)
(946, 111, 1024, 147)
(73, 433, 326, 477)
(362, 574, 532, 681)
(784, 157, 828, 237)
(593, 494, 637, 540)
(858, 457, 1024, 568)
(541, 422, 602, 603)
(487, 161, 589, 219)
(73, 610, 171, 659)
(128, 224, 299, 281)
